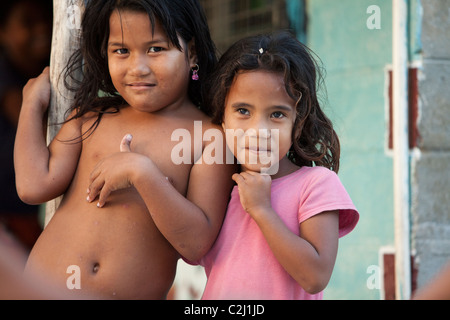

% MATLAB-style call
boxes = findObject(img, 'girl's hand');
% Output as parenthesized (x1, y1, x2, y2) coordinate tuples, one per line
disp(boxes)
(87, 134, 150, 208)
(232, 171, 272, 217)
(22, 67, 51, 114)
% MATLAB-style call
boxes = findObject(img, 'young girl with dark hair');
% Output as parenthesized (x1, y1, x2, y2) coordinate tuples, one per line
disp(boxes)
(199, 32, 359, 299)
(14, 0, 234, 299)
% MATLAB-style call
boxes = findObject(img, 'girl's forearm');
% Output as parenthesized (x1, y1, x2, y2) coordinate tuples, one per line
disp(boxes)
(14, 105, 51, 204)
(131, 159, 230, 261)
(14, 104, 80, 204)
(250, 208, 338, 294)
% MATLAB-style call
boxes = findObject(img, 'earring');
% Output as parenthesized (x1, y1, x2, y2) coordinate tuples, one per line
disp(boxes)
(191, 64, 199, 81)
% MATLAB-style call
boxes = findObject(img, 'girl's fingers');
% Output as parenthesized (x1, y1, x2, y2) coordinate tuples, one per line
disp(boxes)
(120, 134, 132, 153)
(86, 174, 104, 203)
(96, 185, 112, 208)
(232, 173, 245, 184)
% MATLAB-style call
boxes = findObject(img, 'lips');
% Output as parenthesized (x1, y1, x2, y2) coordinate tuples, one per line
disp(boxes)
(246, 146, 271, 153)
(127, 82, 155, 89)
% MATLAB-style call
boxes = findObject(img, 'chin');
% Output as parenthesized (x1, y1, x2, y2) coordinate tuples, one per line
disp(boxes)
(128, 101, 164, 113)
(240, 163, 276, 174)
(237, 153, 279, 174)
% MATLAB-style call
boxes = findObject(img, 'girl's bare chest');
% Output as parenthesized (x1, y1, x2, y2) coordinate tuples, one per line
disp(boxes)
(79, 122, 194, 194)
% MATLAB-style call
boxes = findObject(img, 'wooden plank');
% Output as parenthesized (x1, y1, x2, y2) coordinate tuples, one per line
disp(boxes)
(44, 0, 84, 226)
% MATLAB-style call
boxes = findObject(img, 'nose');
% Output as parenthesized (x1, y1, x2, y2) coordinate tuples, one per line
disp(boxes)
(243, 117, 273, 152)
(246, 116, 272, 139)
(258, 128, 271, 139)
(129, 53, 151, 77)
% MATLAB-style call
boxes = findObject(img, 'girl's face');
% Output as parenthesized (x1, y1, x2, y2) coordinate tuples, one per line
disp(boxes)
(107, 10, 197, 113)
(222, 70, 297, 176)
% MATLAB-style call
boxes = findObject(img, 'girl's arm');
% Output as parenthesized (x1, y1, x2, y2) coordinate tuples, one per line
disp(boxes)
(87, 133, 236, 262)
(232, 171, 339, 294)
(14, 68, 81, 204)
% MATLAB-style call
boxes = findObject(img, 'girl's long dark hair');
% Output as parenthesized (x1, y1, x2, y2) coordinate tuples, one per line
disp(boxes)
(208, 32, 340, 172)
(63, 0, 217, 138)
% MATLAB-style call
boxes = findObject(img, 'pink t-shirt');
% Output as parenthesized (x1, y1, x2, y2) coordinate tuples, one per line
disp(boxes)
(199, 166, 359, 300)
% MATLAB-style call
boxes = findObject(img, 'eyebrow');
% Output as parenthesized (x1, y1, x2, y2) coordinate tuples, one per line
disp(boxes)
(231, 102, 251, 109)
(231, 102, 293, 112)
(271, 105, 294, 112)
(108, 42, 125, 47)
(107, 39, 168, 47)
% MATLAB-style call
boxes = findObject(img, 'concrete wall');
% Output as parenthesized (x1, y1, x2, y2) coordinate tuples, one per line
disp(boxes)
(411, 0, 450, 289)
(308, 0, 450, 298)
(307, 0, 395, 299)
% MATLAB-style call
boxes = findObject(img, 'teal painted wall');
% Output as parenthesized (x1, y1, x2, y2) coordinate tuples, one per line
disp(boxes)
(306, 0, 395, 299)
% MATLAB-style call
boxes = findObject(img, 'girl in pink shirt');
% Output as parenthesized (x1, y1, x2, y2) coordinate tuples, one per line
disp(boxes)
(199, 32, 359, 299)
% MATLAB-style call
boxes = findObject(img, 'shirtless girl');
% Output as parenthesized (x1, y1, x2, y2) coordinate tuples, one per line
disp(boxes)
(14, 0, 233, 299)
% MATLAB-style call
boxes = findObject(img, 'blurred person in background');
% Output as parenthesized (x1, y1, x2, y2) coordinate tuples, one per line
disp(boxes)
(0, 0, 52, 251)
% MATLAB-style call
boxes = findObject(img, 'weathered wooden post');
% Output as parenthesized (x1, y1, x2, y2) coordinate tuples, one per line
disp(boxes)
(45, 0, 85, 226)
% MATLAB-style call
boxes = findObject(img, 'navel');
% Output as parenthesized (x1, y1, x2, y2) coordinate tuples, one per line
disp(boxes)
(92, 262, 100, 274)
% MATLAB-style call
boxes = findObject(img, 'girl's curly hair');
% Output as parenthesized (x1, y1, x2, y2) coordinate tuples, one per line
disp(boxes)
(208, 31, 340, 172)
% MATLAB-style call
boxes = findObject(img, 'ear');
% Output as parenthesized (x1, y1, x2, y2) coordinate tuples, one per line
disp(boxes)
(187, 38, 198, 67)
